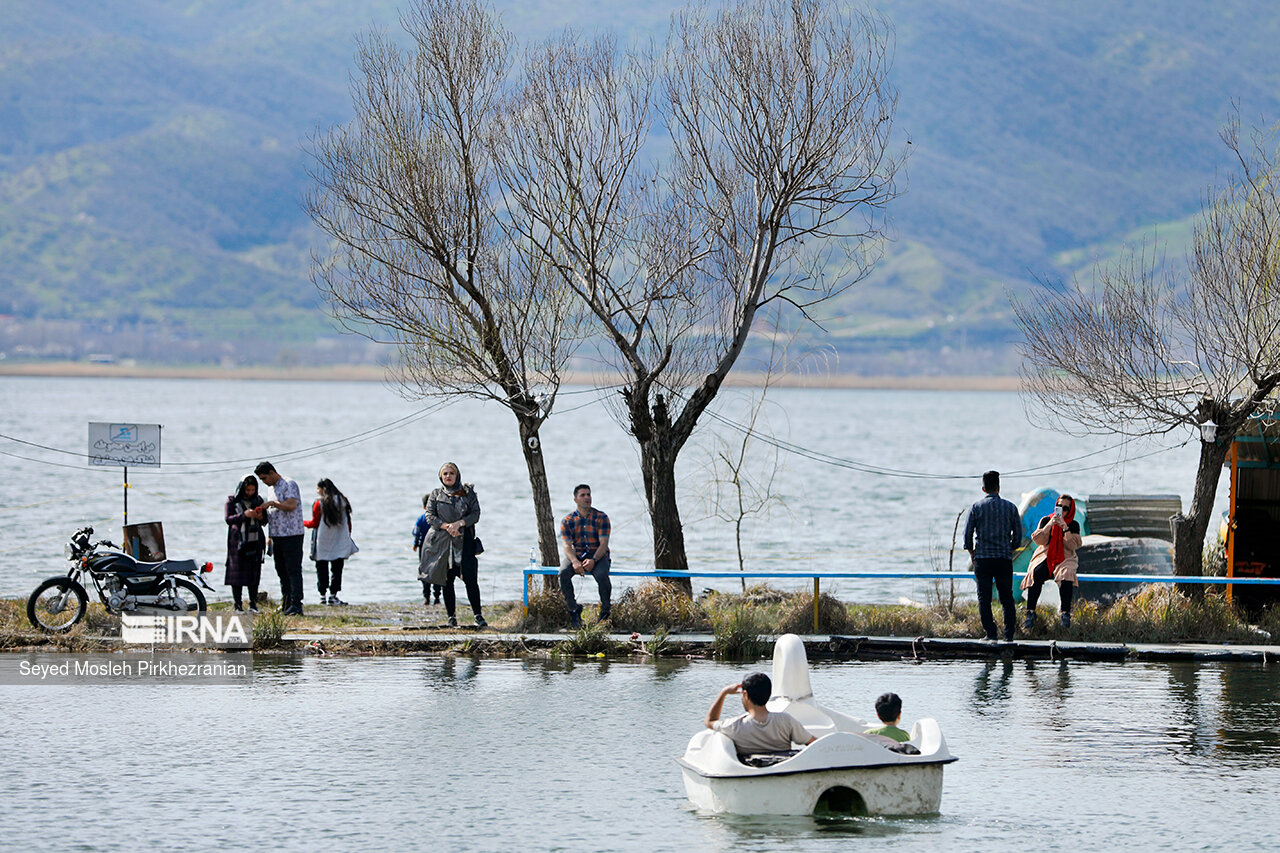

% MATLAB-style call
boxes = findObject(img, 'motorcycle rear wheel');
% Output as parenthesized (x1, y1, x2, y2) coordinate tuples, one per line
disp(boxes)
(27, 578, 89, 633)
(154, 578, 207, 613)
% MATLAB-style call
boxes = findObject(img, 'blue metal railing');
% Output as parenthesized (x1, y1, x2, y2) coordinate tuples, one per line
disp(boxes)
(522, 567, 1280, 629)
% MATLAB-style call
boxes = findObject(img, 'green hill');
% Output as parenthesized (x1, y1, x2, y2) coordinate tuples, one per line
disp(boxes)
(2, 0, 1278, 370)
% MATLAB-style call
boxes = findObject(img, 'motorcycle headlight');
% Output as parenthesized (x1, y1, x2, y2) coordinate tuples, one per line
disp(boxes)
(64, 543, 73, 560)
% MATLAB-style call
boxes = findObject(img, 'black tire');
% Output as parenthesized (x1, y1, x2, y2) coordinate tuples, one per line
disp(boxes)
(1076, 537, 1174, 604)
(27, 578, 89, 633)
(155, 578, 207, 613)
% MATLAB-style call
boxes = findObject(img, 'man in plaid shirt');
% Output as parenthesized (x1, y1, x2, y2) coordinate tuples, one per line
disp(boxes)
(963, 470, 1023, 642)
(559, 484, 612, 628)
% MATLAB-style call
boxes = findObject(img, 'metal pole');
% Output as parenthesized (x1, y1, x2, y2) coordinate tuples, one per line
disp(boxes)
(123, 465, 128, 526)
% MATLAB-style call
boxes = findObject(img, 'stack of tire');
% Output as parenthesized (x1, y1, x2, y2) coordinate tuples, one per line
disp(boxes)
(1074, 536, 1174, 604)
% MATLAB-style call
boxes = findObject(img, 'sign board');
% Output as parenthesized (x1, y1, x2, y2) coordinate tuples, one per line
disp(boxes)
(88, 422, 162, 468)
(120, 613, 253, 649)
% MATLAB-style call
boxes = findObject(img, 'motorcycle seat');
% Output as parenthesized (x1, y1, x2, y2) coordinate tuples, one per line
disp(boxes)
(99, 551, 198, 575)
(152, 559, 199, 575)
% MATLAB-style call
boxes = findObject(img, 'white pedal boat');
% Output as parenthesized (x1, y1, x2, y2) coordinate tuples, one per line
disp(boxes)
(678, 634, 956, 816)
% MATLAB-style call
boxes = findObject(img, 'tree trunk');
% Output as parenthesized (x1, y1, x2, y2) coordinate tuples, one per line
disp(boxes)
(640, 438, 692, 594)
(1171, 436, 1232, 586)
(517, 416, 560, 591)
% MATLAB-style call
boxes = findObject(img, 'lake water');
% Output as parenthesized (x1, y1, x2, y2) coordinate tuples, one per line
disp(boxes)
(0, 376, 1222, 604)
(0, 653, 1275, 851)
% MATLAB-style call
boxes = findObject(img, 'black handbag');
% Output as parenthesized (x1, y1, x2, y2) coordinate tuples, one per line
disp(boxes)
(473, 536, 484, 555)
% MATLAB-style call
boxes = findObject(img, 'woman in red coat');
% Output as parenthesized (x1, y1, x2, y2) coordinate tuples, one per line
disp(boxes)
(1021, 494, 1083, 629)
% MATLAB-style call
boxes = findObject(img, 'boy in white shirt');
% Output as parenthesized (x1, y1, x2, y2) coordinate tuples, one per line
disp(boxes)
(705, 672, 817, 754)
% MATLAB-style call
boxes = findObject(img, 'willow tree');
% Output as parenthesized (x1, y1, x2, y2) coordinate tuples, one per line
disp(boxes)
(1014, 115, 1280, 577)
(305, 0, 584, 569)
(500, 0, 903, 574)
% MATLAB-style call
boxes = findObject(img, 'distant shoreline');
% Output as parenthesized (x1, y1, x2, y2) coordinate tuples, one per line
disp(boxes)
(0, 361, 1022, 391)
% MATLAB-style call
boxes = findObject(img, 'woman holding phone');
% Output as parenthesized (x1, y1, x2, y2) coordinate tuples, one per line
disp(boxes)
(1021, 493, 1082, 629)
(225, 475, 267, 612)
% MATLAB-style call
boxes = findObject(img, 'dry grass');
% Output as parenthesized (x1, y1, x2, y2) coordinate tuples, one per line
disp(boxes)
(843, 602, 986, 638)
(4, 582, 1278, 652)
(1076, 586, 1257, 643)
(1254, 604, 1280, 641)
(493, 583, 1280, 648)
(1019, 586, 1265, 644)
(0, 598, 118, 651)
(517, 586, 577, 632)
(778, 593, 849, 635)
(610, 581, 709, 633)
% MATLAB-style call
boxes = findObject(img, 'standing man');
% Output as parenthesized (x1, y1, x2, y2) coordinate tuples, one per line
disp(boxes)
(963, 470, 1023, 641)
(559, 484, 611, 628)
(255, 461, 306, 616)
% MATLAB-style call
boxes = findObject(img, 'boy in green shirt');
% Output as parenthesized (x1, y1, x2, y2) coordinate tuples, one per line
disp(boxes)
(863, 692, 911, 742)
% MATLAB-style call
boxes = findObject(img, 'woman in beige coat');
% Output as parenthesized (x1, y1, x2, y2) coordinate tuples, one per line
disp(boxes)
(1021, 494, 1082, 628)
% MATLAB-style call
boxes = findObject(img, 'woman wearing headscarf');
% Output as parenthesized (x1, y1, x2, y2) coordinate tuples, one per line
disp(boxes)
(1021, 493, 1083, 628)
(225, 475, 267, 612)
(305, 478, 358, 606)
(419, 462, 486, 627)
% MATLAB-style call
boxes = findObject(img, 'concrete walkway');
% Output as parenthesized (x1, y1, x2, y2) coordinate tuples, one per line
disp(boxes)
(282, 629, 1280, 662)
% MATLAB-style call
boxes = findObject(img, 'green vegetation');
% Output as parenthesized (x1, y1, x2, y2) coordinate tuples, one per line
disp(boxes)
(0, 599, 116, 652)
(553, 622, 618, 657)
(250, 609, 289, 650)
(2, 582, 1276, 656)
(1029, 586, 1275, 645)
(709, 604, 768, 661)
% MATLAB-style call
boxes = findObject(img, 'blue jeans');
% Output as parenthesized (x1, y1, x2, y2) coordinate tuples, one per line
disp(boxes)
(973, 557, 1015, 640)
(559, 555, 612, 615)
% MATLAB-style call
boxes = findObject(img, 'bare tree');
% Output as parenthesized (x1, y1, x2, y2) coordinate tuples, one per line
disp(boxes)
(704, 391, 787, 584)
(1014, 113, 1280, 577)
(305, 0, 584, 571)
(700, 385, 787, 586)
(499, 0, 903, 576)
(699, 320, 830, 584)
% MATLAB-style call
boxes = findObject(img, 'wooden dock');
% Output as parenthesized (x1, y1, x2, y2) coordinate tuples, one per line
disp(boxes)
(279, 629, 1279, 662)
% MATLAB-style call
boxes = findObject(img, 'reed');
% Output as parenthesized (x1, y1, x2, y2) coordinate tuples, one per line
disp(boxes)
(554, 621, 617, 655)
(1034, 586, 1257, 643)
(519, 586, 575, 632)
(778, 592, 849, 635)
(610, 580, 709, 633)
(709, 602, 767, 660)
(843, 602, 984, 639)
(252, 609, 290, 649)
(643, 626, 674, 657)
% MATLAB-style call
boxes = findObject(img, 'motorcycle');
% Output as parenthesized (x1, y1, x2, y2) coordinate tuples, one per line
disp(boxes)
(27, 526, 216, 633)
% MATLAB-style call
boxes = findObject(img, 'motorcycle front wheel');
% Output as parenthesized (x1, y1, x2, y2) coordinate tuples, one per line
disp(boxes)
(155, 578, 207, 613)
(27, 578, 89, 633)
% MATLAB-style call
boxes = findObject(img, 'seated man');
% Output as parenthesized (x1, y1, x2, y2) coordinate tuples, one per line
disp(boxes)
(558, 484, 612, 628)
(705, 672, 817, 755)
(863, 691, 911, 742)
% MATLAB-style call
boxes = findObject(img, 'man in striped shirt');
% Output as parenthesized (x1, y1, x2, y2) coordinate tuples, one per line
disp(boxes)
(559, 484, 612, 628)
(963, 470, 1023, 641)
